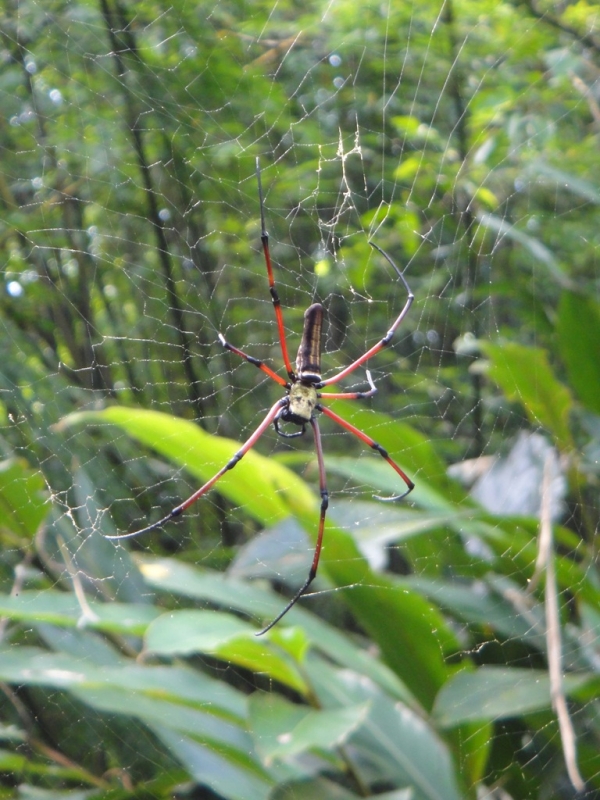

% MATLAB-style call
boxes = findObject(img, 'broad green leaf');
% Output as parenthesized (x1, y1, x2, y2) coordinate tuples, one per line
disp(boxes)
(305, 659, 462, 800)
(557, 291, 600, 414)
(0, 646, 276, 797)
(76, 683, 251, 749)
(145, 610, 308, 694)
(279, 494, 455, 708)
(434, 667, 596, 727)
(0, 591, 159, 634)
(60, 407, 314, 526)
(139, 558, 417, 705)
(248, 693, 369, 762)
(481, 341, 574, 451)
(63, 409, 452, 706)
(0, 648, 246, 722)
(154, 728, 274, 800)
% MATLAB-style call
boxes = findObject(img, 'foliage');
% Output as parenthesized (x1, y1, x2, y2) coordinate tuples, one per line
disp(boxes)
(0, 0, 599, 798)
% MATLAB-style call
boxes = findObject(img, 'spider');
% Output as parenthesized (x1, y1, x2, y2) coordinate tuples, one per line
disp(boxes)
(108, 159, 415, 635)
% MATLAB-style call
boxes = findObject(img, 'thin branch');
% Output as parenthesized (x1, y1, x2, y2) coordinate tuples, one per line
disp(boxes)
(56, 534, 100, 626)
(521, 0, 600, 54)
(540, 455, 585, 793)
(98, 0, 205, 416)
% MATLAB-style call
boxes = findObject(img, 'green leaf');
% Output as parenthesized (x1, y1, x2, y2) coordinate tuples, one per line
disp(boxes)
(145, 610, 308, 694)
(285, 497, 456, 708)
(305, 659, 462, 800)
(248, 693, 369, 762)
(65, 403, 453, 708)
(434, 666, 596, 727)
(0, 458, 48, 539)
(0, 647, 246, 721)
(153, 728, 274, 800)
(0, 591, 159, 634)
(481, 341, 574, 451)
(0, 647, 275, 798)
(140, 558, 417, 705)
(557, 291, 600, 414)
(60, 407, 314, 526)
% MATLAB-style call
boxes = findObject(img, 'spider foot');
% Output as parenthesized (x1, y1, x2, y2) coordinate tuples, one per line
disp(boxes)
(105, 506, 183, 540)
(373, 483, 414, 503)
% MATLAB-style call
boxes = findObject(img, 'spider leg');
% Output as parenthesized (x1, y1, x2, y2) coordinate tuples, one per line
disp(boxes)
(106, 398, 288, 541)
(219, 334, 289, 387)
(256, 158, 295, 380)
(318, 369, 378, 400)
(319, 243, 414, 387)
(256, 415, 328, 635)
(318, 404, 414, 501)
(274, 410, 306, 439)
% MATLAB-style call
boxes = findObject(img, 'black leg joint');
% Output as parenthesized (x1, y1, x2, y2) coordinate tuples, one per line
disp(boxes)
(171, 506, 183, 518)
(381, 329, 394, 347)
(371, 441, 388, 458)
(270, 286, 281, 306)
(320, 490, 329, 511)
(226, 452, 243, 470)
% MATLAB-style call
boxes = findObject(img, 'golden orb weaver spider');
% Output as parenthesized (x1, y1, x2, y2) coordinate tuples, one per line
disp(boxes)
(107, 159, 415, 635)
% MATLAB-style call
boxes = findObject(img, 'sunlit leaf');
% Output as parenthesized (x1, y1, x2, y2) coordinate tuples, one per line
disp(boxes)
(60, 407, 314, 526)
(145, 610, 308, 694)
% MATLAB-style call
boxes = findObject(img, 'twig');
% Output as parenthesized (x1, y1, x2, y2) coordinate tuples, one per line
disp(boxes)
(540, 455, 585, 793)
(56, 534, 100, 626)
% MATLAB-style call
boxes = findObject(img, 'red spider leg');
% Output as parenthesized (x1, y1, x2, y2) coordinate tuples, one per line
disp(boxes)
(318, 369, 377, 400)
(106, 398, 288, 541)
(256, 158, 295, 380)
(318, 405, 414, 501)
(256, 415, 329, 635)
(320, 242, 414, 387)
(218, 334, 288, 387)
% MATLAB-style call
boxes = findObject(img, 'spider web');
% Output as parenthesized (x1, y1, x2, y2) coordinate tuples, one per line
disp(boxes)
(0, 0, 599, 797)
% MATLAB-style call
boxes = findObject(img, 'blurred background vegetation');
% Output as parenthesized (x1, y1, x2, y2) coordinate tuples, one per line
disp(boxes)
(0, 0, 599, 797)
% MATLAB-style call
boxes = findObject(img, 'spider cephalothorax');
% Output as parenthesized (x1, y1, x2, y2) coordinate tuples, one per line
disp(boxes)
(108, 159, 415, 635)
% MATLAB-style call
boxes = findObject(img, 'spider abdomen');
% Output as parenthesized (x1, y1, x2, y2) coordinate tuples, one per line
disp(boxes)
(296, 303, 323, 383)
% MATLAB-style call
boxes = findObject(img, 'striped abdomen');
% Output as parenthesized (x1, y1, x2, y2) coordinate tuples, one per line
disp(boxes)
(296, 303, 323, 383)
